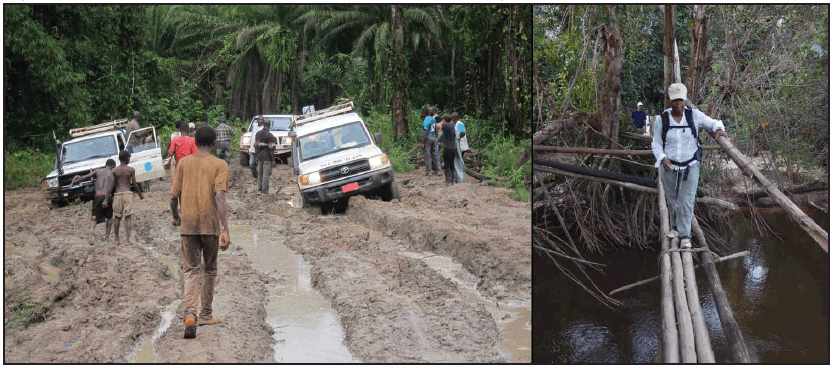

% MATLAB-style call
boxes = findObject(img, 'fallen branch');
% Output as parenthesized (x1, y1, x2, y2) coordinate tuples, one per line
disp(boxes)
(716, 136, 828, 251)
(533, 165, 740, 211)
(533, 145, 653, 156)
(657, 175, 679, 363)
(465, 168, 507, 182)
(608, 250, 749, 295)
(738, 180, 828, 200)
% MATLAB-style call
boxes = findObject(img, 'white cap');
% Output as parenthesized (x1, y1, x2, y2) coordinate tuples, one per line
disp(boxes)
(188, 122, 195, 129)
(668, 83, 687, 101)
(637, 101, 643, 106)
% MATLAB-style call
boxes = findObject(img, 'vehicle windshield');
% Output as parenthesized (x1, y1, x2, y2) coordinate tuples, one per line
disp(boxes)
(250, 117, 292, 132)
(298, 121, 370, 161)
(62, 136, 118, 164)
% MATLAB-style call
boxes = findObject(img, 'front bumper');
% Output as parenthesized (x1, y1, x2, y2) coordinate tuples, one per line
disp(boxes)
(301, 167, 394, 204)
(43, 182, 96, 201)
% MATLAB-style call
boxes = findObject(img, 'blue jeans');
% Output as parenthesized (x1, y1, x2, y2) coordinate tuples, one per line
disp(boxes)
(248, 151, 257, 178)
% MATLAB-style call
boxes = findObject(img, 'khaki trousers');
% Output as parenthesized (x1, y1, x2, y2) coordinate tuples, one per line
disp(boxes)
(181, 235, 219, 319)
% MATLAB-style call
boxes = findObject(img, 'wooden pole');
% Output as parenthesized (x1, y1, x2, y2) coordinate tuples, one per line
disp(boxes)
(608, 250, 749, 295)
(691, 216, 752, 363)
(532, 145, 653, 156)
(534, 165, 740, 211)
(657, 178, 679, 363)
(715, 136, 827, 251)
(670, 237, 697, 362)
(681, 248, 715, 362)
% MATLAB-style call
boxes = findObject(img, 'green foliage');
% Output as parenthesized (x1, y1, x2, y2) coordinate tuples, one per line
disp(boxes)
(364, 110, 415, 172)
(480, 135, 531, 202)
(4, 148, 55, 190)
(4, 286, 39, 329)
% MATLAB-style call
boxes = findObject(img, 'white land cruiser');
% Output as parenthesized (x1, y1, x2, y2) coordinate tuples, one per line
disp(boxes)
(289, 100, 398, 214)
(238, 114, 294, 166)
(42, 119, 164, 207)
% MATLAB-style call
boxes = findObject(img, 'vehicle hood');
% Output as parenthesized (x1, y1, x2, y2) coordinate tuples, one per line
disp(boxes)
(298, 145, 383, 173)
(43, 156, 117, 179)
(242, 130, 290, 139)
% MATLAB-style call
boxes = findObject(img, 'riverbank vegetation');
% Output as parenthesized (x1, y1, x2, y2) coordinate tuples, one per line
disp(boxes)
(5, 5, 531, 196)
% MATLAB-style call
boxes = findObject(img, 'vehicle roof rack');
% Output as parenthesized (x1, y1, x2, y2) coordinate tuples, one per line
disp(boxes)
(291, 99, 354, 127)
(69, 119, 129, 138)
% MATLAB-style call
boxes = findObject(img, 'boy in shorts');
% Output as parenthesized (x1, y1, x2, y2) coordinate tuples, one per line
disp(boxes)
(112, 150, 144, 246)
(70, 159, 117, 245)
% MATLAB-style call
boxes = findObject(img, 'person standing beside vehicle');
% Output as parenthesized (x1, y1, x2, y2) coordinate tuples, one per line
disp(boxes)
(170, 125, 231, 339)
(421, 106, 441, 176)
(169, 123, 197, 174)
(70, 159, 117, 245)
(651, 83, 728, 249)
(438, 114, 457, 186)
(248, 116, 265, 180)
(451, 112, 467, 183)
(254, 119, 277, 195)
(214, 116, 233, 165)
(125, 111, 150, 152)
(111, 150, 144, 246)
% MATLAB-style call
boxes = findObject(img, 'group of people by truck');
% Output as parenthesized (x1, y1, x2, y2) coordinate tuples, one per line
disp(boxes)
(420, 106, 469, 186)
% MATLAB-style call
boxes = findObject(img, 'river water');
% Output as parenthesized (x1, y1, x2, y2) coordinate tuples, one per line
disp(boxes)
(533, 211, 829, 363)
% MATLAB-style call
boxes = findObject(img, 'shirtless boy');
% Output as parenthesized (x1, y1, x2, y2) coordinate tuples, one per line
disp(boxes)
(71, 159, 117, 245)
(112, 150, 144, 246)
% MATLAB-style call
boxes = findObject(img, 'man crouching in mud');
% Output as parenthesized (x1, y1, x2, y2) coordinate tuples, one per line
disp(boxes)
(111, 150, 144, 246)
(71, 159, 117, 245)
(170, 125, 231, 339)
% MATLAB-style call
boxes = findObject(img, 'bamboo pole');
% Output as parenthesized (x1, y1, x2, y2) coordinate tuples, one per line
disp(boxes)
(681, 248, 715, 362)
(670, 237, 697, 362)
(715, 136, 828, 251)
(657, 178, 679, 363)
(691, 216, 752, 363)
(532, 145, 653, 155)
(608, 250, 749, 295)
(534, 165, 740, 211)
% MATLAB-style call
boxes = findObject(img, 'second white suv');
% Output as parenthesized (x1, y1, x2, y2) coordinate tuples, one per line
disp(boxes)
(238, 114, 294, 165)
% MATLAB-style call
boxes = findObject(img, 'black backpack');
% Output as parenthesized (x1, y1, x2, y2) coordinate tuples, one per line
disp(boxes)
(660, 107, 702, 165)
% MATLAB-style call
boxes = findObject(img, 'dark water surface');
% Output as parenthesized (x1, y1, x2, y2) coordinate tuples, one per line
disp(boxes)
(533, 211, 829, 363)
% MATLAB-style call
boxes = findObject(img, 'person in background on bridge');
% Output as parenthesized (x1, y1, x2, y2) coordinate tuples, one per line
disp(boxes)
(214, 116, 233, 165)
(631, 102, 647, 135)
(70, 159, 117, 245)
(170, 125, 230, 339)
(651, 83, 728, 249)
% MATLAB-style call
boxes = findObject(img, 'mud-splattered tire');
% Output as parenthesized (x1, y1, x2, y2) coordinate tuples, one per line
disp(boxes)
(239, 152, 249, 166)
(379, 181, 400, 202)
(301, 194, 322, 215)
(332, 197, 349, 213)
(49, 200, 64, 209)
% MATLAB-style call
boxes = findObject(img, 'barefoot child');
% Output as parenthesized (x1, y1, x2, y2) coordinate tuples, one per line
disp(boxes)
(70, 159, 117, 245)
(112, 150, 144, 246)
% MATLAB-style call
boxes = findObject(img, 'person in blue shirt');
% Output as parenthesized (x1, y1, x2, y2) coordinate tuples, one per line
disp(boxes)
(421, 106, 441, 176)
(631, 102, 647, 135)
(451, 112, 466, 183)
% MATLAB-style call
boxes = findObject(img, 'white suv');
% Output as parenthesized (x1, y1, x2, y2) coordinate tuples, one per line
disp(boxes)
(289, 100, 398, 214)
(238, 114, 294, 165)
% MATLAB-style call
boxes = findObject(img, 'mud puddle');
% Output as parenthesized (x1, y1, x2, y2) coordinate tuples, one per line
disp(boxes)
(231, 226, 359, 363)
(401, 251, 532, 363)
(131, 300, 181, 363)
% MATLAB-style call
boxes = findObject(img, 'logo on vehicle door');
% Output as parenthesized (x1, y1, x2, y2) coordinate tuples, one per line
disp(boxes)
(340, 166, 350, 175)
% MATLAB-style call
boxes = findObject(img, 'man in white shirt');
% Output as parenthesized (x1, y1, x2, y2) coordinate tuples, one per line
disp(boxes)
(651, 83, 728, 248)
(248, 116, 265, 179)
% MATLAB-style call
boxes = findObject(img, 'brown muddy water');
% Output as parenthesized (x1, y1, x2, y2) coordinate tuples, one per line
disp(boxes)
(533, 212, 829, 363)
(231, 225, 359, 363)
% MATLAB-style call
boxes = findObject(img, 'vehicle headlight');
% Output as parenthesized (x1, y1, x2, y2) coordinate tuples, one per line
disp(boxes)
(283, 137, 293, 146)
(300, 172, 321, 186)
(241, 136, 251, 146)
(44, 178, 58, 188)
(369, 154, 389, 169)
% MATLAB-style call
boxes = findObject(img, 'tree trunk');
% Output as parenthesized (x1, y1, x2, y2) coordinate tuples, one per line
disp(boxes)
(598, 6, 624, 151)
(684, 5, 712, 106)
(657, 177, 679, 363)
(662, 5, 676, 109)
(390, 5, 408, 140)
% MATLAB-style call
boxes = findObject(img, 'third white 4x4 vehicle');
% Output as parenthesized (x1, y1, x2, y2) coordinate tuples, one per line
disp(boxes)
(289, 99, 398, 214)
(238, 114, 294, 166)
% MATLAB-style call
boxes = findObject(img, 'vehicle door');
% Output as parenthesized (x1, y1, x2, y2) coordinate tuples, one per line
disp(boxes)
(126, 127, 164, 183)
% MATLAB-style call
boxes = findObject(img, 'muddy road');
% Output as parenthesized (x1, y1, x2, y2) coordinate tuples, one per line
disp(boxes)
(4, 159, 531, 363)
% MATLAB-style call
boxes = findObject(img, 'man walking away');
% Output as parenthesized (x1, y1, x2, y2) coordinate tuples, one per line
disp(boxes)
(112, 150, 144, 246)
(170, 125, 230, 339)
(452, 112, 467, 183)
(214, 116, 233, 164)
(421, 106, 441, 176)
(254, 119, 277, 194)
(438, 114, 457, 186)
(169, 123, 197, 174)
(631, 102, 647, 135)
(70, 159, 117, 245)
(248, 116, 265, 179)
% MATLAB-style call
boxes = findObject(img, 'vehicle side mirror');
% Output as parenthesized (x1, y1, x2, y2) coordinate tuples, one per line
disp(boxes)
(241, 127, 247, 133)
(374, 133, 382, 145)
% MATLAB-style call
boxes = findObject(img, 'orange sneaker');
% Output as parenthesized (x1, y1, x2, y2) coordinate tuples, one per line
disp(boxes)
(183, 317, 197, 339)
(198, 316, 221, 325)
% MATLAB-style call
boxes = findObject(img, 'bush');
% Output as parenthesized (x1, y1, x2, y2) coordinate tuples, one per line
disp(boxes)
(4, 148, 55, 190)
(480, 135, 531, 202)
